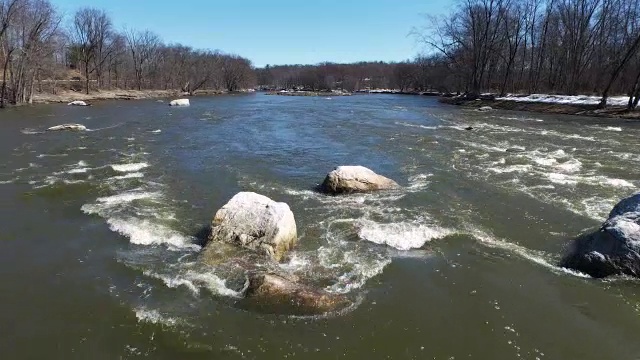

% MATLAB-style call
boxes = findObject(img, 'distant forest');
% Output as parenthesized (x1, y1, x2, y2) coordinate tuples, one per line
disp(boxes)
(0, 0, 255, 107)
(259, 0, 640, 108)
(2, 0, 640, 108)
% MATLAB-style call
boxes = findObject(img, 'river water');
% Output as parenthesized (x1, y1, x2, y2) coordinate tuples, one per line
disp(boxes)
(1, 94, 640, 359)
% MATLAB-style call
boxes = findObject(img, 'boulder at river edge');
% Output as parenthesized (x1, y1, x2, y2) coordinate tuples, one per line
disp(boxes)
(206, 192, 297, 262)
(47, 124, 87, 131)
(169, 98, 190, 106)
(245, 273, 349, 315)
(67, 100, 89, 106)
(560, 192, 640, 278)
(320, 166, 399, 194)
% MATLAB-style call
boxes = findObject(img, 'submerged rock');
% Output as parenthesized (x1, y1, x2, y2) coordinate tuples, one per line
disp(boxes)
(205, 192, 297, 262)
(320, 166, 399, 194)
(67, 100, 89, 106)
(560, 193, 640, 278)
(464, 126, 473, 131)
(477, 106, 493, 112)
(47, 124, 87, 131)
(244, 272, 349, 315)
(506, 147, 526, 153)
(169, 98, 190, 106)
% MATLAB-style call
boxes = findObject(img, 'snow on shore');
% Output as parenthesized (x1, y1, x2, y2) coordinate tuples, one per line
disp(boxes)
(496, 94, 630, 106)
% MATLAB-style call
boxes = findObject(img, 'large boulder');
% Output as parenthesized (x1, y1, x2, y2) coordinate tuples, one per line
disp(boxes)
(205, 192, 297, 262)
(47, 123, 87, 131)
(169, 98, 190, 106)
(560, 193, 640, 278)
(244, 272, 349, 315)
(320, 166, 399, 194)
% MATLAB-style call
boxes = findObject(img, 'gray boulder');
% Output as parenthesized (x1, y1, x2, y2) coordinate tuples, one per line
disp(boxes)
(560, 193, 640, 278)
(67, 100, 89, 106)
(320, 166, 399, 194)
(169, 98, 190, 106)
(244, 272, 349, 315)
(205, 192, 297, 262)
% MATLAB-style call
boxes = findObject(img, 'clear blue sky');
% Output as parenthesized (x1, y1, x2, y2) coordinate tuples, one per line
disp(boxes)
(53, 0, 455, 67)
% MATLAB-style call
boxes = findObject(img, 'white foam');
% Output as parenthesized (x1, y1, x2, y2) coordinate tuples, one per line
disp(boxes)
(604, 126, 622, 132)
(357, 219, 453, 250)
(488, 165, 533, 174)
(111, 162, 149, 172)
(534, 157, 556, 166)
(323, 250, 392, 294)
(151, 129, 162, 133)
(143, 270, 200, 296)
(407, 173, 432, 191)
(471, 230, 591, 278)
(394, 121, 439, 130)
(109, 172, 145, 180)
(67, 168, 89, 174)
(95, 191, 159, 206)
(554, 159, 582, 173)
(603, 178, 634, 188)
(183, 270, 242, 298)
(579, 197, 617, 221)
(105, 217, 199, 250)
(37, 153, 68, 158)
(547, 173, 577, 185)
(134, 307, 182, 326)
(21, 128, 42, 135)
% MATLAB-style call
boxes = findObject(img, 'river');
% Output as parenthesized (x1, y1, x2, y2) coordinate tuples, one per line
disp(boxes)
(1, 94, 640, 359)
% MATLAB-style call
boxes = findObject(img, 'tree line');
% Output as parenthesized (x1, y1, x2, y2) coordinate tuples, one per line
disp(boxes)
(256, 60, 448, 93)
(0, 0, 255, 107)
(3, 0, 640, 109)
(258, 0, 640, 109)
(421, 0, 640, 108)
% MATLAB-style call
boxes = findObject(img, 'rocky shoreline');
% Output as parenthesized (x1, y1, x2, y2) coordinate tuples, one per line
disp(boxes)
(26, 89, 232, 105)
(439, 96, 640, 120)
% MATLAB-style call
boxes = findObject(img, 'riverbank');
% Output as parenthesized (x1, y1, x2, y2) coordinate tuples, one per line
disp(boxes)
(440, 96, 640, 120)
(29, 89, 228, 104)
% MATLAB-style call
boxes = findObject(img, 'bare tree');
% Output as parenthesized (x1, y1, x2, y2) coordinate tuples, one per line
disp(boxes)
(2, 0, 60, 105)
(71, 7, 113, 94)
(125, 29, 159, 90)
(0, 0, 21, 107)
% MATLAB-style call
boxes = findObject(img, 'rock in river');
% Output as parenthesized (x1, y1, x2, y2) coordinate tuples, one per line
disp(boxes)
(560, 192, 640, 278)
(169, 98, 190, 106)
(67, 100, 89, 106)
(244, 272, 349, 315)
(205, 192, 297, 262)
(47, 124, 87, 131)
(320, 166, 399, 194)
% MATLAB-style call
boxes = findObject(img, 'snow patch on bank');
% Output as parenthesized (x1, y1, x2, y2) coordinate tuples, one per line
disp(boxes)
(496, 93, 629, 107)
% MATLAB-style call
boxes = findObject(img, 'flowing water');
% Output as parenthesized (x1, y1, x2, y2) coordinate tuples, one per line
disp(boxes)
(2, 94, 640, 359)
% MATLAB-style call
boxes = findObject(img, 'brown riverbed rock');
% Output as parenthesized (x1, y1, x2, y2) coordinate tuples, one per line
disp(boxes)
(244, 273, 350, 315)
(205, 192, 297, 262)
(320, 166, 399, 194)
